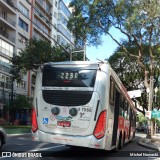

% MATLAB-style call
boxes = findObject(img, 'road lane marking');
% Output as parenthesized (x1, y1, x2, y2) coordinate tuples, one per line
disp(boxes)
(28, 144, 66, 152)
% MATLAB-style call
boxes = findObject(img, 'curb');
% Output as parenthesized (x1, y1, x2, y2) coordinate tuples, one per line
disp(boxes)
(138, 139, 160, 151)
(7, 133, 31, 136)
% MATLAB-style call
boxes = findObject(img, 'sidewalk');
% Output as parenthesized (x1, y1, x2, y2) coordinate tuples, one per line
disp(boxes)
(139, 133, 160, 151)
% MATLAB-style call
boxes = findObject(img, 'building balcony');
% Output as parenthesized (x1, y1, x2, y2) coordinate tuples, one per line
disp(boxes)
(0, 81, 11, 89)
(3, 0, 14, 8)
(0, 46, 13, 58)
(34, 9, 51, 28)
(35, 0, 52, 16)
(33, 25, 51, 42)
(0, 61, 11, 74)
(57, 24, 72, 42)
(1, 0, 16, 14)
(0, 29, 15, 43)
(0, 12, 16, 27)
(59, 1, 71, 18)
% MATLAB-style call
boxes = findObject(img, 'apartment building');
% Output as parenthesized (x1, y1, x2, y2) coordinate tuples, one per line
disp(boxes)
(0, 0, 75, 108)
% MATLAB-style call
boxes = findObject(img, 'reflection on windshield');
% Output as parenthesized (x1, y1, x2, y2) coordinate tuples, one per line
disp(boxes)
(42, 65, 97, 87)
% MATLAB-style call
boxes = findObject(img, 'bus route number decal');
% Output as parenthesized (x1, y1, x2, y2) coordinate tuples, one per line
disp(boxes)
(77, 107, 92, 112)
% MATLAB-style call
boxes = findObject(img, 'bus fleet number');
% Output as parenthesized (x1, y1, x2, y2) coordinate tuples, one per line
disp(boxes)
(78, 107, 92, 112)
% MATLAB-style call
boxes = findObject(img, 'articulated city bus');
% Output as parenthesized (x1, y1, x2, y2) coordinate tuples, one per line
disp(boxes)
(32, 61, 136, 150)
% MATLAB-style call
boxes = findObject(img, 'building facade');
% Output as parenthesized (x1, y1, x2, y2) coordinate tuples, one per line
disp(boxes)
(0, 0, 75, 108)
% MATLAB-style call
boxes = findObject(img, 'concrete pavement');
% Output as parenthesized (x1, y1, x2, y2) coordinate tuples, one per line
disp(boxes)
(139, 133, 160, 151)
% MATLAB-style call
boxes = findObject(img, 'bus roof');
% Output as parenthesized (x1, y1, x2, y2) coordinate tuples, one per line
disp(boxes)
(44, 61, 110, 66)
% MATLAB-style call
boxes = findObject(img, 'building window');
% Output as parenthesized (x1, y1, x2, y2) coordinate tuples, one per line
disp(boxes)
(34, 18, 49, 34)
(17, 48, 22, 56)
(59, 1, 71, 18)
(18, 34, 28, 45)
(58, 13, 67, 26)
(19, 2, 29, 17)
(57, 24, 71, 41)
(55, 1, 58, 7)
(37, 0, 43, 6)
(0, 73, 11, 89)
(0, 39, 14, 57)
(16, 81, 26, 89)
(46, 2, 51, 13)
(0, 56, 11, 73)
(53, 35, 56, 40)
(19, 18, 28, 32)
(54, 12, 57, 19)
(57, 35, 67, 46)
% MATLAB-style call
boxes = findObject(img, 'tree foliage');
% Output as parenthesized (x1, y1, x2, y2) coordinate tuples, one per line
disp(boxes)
(108, 41, 160, 114)
(68, 0, 160, 73)
(67, 0, 112, 46)
(137, 113, 147, 126)
(68, 0, 160, 114)
(11, 39, 83, 81)
(13, 95, 32, 110)
(68, 0, 160, 54)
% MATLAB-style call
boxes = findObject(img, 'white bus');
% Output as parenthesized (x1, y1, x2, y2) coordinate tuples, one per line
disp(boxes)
(32, 61, 136, 150)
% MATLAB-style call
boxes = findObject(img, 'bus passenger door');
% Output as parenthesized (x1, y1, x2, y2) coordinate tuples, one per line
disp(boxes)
(128, 108, 132, 139)
(112, 90, 120, 146)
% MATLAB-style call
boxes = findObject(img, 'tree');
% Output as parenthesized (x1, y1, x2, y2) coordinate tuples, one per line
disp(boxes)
(13, 95, 32, 110)
(68, 0, 160, 137)
(67, 0, 111, 46)
(137, 113, 147, 126)
(108, 41, 160, 115)
(11, 39, 83, 81)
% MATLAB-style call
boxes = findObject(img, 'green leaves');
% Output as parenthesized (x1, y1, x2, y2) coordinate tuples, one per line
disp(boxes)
(68, 0, 111, 46)
(108, 41, 160, 114)
(11, 39, 70, 81)
(13, 95, 32, 110)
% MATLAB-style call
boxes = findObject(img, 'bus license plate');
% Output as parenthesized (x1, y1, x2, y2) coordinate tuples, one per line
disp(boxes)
(57, 121, 71, 127)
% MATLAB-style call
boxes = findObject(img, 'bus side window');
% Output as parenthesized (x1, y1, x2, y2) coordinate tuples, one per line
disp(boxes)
(109, 77, 115, 103)
(128, 106, 131, 120)
(120, 95, 124, 116)
(124, 100, 128, 119)
(123, 98, 125, 117)
(126, 103, 129, 120)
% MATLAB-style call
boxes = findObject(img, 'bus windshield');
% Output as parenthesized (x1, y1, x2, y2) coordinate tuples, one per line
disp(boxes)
(42, 65, 97, 87)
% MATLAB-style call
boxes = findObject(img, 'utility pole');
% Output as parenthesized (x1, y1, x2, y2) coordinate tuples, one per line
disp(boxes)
(70, 48, 86, 61)
(70, 41, 86, 61)
(83, 41, 86, 61)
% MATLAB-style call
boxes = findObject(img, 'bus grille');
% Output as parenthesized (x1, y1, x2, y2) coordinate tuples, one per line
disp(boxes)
(42, 90, 93, 106)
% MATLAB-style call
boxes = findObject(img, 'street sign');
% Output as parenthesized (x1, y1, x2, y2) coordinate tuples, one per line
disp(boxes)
(151, 110, 160, 118)
(158, 76, 160, 83)
(158, 76, 160, 87)
(127, 90, 141, 98)
(145, 111, 151, 119)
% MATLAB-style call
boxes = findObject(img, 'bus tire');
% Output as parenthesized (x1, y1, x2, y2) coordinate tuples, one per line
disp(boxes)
(114, 133, 122, 151)
(133, 131, 135, 138)
(119, 133, 123, 149)
(123, 132, 126, 145)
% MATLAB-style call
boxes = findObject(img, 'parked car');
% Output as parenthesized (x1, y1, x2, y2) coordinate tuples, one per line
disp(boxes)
(0, 127, 7, 149)
(136, 125, 147, 132)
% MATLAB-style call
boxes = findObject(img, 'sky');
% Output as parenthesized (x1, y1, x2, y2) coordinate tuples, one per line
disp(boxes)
(86, 28, 123, 61)
(63, 0, 124, 61)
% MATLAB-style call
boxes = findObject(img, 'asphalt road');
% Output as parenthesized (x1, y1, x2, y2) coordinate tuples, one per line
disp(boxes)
(0, 133, 159, 160)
